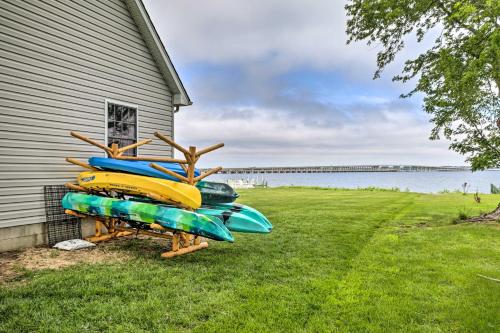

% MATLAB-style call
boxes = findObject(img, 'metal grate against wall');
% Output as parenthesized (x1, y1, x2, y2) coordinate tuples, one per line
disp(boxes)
(43, 185, 82, 246)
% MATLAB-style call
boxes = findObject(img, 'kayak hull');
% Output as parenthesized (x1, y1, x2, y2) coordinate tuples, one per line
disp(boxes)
(196, 181, 239, 204)
(62, 192, 233, 242)
(77, 171, 202, 209)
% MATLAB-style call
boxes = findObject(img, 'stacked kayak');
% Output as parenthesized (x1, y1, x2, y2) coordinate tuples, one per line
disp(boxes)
(204, 202, 273, 231)
(63, 131, 274, 260)
(64, 157, 272, 241)
(77, 171, 202, 209)
(196, 181, 239, 204)
(62, 192, 233, 242)
(89, 157, 201, 181)
(197, 204, 271, 233)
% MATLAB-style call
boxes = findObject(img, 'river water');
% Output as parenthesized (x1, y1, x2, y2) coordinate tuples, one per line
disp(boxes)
(207, 170, 500, 193)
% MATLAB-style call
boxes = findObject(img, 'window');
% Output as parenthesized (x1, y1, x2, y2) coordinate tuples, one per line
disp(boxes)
(106, 100, 138, 156)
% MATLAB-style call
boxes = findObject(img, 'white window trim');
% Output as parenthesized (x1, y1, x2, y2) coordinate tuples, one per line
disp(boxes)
(104, 99, 139, 156)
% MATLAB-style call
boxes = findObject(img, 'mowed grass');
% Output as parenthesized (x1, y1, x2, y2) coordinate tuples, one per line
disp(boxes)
(1, 188, 499, 332)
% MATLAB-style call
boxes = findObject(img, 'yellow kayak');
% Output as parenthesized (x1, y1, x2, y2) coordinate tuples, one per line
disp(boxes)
(77, 171, 201, 209)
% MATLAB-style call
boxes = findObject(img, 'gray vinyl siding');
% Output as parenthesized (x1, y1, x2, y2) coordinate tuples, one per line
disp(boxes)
(0, 0, 175, 229)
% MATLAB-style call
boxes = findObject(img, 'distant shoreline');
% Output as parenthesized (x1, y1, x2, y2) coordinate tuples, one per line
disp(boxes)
(210, 165, 484, 174)
(207, 169, 500, 193)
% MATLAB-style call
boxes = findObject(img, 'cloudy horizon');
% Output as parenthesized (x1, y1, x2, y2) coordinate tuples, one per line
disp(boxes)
(143, 0, 467, 168)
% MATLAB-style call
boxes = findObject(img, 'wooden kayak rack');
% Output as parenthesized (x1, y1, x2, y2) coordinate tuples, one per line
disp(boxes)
(65, 209, 208, 257)
(65, 131, 224, 258)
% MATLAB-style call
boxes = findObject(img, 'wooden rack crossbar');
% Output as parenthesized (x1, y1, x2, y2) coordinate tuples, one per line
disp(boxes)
(64, 182, 87, 192)
(117, 139, 152, 153)
(195, 167, 223, 182)
(150, 163, 189, 183)
(153, 131, 224, 185)
(66, 158, 97, 171)
(69, 131, 155, 160)
(196, 143, 225, 157)
(114, 156, 188, 163)
(70, 131, 112, 155)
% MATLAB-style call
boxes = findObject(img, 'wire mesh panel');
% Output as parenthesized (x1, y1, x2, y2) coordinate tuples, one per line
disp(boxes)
(43, 185, 82, 246)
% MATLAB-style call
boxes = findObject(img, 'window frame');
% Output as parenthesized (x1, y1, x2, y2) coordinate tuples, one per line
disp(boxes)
(104, 99, 139, 156)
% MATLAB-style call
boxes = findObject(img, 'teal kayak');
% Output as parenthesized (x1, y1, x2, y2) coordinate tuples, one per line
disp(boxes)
(206, 202, 273, 231)
(62, 192, 233, 242)
(196, 181, 239, 204)
(196, 206, 270, 233)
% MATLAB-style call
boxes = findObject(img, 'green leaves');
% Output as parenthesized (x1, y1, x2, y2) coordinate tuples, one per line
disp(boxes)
(346, 0, 500, 170)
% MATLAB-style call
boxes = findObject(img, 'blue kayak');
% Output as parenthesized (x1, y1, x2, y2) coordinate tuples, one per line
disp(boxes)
(88, 157, 200, 181)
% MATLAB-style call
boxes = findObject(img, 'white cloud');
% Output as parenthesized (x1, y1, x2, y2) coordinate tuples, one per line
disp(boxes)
(142, 0, 465, 167)
(144, 0, 380, 78)
(174, 105, 464, 167)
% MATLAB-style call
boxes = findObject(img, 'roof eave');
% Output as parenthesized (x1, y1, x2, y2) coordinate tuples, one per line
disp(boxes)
(125, 0, 192, 108)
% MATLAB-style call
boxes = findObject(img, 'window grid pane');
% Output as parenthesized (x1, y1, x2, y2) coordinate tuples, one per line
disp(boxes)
(107, 102, 137, 156)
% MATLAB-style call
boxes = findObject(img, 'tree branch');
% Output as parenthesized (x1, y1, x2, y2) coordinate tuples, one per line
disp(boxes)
(434, 0, 477, 33)
(472, 123, 500, 156)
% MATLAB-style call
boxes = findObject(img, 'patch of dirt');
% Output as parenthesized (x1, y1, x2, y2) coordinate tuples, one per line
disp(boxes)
(0, 239, 132, 284)
(0, 233, 203, 284)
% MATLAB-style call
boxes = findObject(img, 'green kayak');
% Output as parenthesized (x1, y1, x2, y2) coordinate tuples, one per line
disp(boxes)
(62, 192, 234, 242)
(126, 196, 272, 234)
(196, 181, 239, 204)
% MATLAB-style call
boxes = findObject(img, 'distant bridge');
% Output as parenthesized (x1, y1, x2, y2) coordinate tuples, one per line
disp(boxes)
(214, 165, 472, 174)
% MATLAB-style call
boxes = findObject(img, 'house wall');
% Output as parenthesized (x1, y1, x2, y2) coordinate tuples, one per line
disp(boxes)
(0, 0, 175, 251)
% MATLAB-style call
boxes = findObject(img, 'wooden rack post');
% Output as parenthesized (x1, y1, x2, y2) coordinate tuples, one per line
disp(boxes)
(151, 132, 224, 185)
(151, 131, 225, 258)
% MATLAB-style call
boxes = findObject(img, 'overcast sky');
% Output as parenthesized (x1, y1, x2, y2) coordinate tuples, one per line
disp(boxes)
(143, 0, 465, 167)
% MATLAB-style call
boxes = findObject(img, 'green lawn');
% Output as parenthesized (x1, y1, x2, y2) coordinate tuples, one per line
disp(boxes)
(1, 188, 499, 332)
